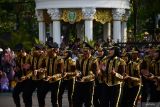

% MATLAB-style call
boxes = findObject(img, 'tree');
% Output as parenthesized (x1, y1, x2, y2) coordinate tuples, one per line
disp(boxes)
(0, 0, 38, 49)
(128, 0, 160, 41)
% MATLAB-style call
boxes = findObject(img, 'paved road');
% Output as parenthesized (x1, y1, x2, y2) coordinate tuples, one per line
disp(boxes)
(0, 91, 69, 107)
(0, 91, 157, 107)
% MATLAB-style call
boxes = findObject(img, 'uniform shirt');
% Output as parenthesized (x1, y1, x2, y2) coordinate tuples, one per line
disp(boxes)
(15, 54, 32, 80)
(31, 54, 46, 80)
(76, 56, 98, 82)
(144, 55, 152, 71)
(101, 56, 126, 86)
(150, 59, 160, 76)
(45, 56, 64, 82)
(63, 57, 77, 80)
(125, 58, 142, 88)
(149, 59, 160, 90)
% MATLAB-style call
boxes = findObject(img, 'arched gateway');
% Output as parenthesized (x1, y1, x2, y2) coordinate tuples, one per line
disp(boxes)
(35, 0, 130, 45)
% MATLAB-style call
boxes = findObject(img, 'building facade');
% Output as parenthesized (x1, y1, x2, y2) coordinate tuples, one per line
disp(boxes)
(35, 0, 130, 45)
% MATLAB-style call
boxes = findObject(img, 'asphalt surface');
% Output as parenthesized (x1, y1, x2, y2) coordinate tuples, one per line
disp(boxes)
(0, 91, 158, 107)
(0, 91, 69, 107)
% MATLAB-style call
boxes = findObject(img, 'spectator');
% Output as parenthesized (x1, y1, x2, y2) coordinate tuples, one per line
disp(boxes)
(0, 72, 9, 92)
(0, 70, 2, 91)
(0, 48, 3, 70)
(1, 48, 16, 91)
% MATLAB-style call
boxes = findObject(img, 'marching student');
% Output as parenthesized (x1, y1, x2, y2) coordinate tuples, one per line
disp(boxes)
(12, 49, 32, 107)
(99, 46, 125, 107)
(37, 45, 64, 107)
(121, 49, 142, 107)
(73, 46, 99, 107)
(58, 49, 77, 107)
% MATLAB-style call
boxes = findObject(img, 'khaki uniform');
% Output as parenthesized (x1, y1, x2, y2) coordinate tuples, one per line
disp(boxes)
(73, 55, 99, 107)
(99, 56, 125, 107)
(121, 58, 142, 107)
(37, 55, 64, 107)
(58, 57, 77, 107)
(13, 52, 32, 107)
(149, 59, 160, 102)
(23, 51, 46, 107)
(141, 54, 152, 102)
(101, 56, 125, 86)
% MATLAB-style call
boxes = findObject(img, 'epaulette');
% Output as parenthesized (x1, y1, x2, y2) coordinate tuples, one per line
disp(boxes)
(68, 57, 72, 63)
(100, 56, 108, 63)
(70, 58, 76, 65)
(102, 56, 107, 60)
(120, 58, 126, 65)
(91, 56, 98, 63)
(57, 56, 64, 63)
(138, 58, 143, 64)
(68, 57, 72, 60)
(78, 54, 83, 59)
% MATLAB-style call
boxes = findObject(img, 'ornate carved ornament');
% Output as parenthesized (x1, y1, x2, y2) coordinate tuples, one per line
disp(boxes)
(121, 9, 130, 22)
(36, 9, 44, 21)
(61, 9, 83, 24)
(112, 8, 125, 21)
(82, 7, 96, 20)
(43, 10, 52, 24)
(47, 8, 61, 20)
(94, 9, 112, 24)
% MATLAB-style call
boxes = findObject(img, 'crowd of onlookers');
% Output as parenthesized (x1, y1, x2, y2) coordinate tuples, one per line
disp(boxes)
(0, 41, 150, 93)
(0, 37, 159, 93)
(0, 48, 16, 92)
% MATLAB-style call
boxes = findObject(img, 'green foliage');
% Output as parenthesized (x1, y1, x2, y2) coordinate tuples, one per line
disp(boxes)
(68, 30, 76, 43)
(34, 37, 45, 45)
(84, 36, 95, 48)
(0, 0, 38, 49)
(10, 30, 34, 50)
(0, 0, 36, 34)
(93, 21, 103, 40)
(0, 29, 36, 50)
(128, 0, 160, 41)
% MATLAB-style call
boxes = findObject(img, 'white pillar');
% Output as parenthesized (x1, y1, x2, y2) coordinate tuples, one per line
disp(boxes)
(122, 10, 130, 43)
(36, 9, 46, 43)
(82, 7, 96, 41)
(85, 20, 93, 41)
(113, 21, 121, 43)
(107, 22, 111, 40)
(39, 22, 46, 43)
(103, 22, 111, 41)
(121, 21, 127, 43)
(47, 8, 61, 46)
(112, 8, 125, 43)
(53, 21, 61, 45)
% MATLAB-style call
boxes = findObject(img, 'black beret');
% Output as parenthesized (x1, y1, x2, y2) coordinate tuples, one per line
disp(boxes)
(34, 44, 44, 50)
(83, 42, 94, 50)
(52, 42, 59, 49)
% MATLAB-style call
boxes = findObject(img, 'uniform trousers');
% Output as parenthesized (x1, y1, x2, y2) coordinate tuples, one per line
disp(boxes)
(12, 80, 26, 107)
(120, 85, 141, 107)
(73, 81, 94, 107)
(23, 79, 37, 107)
(37, 80, 61, 107)
(99, 83, 121, 107)
(58, 79, 75, 107)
